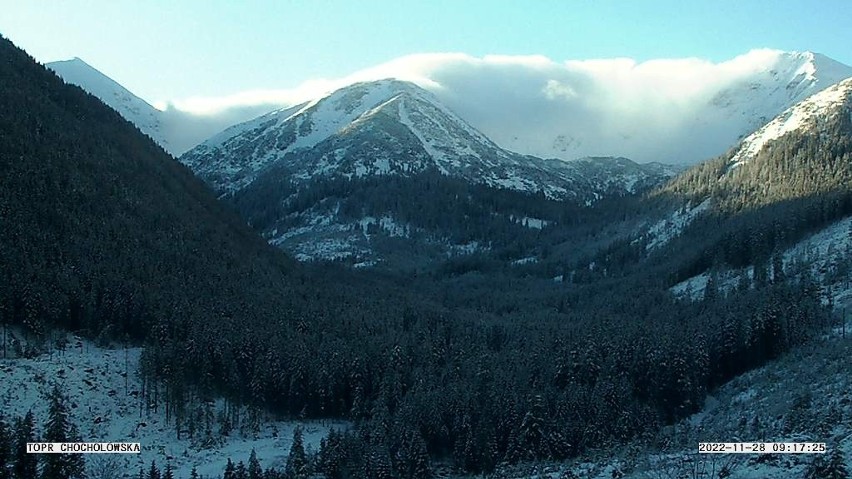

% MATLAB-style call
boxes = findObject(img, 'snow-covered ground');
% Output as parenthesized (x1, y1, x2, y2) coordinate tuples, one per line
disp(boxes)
(0, 335, 345, 478)
(672, 215, 852, 306)
(645, 198, 711, 251)
(479, 333, 852, 479)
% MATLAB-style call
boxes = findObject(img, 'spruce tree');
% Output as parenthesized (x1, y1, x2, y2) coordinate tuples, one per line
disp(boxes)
(223, 458, 236, 479)
(189, 465, 199, 479)
(12, 411, 37, 479)
(235, 460, 247, 479)
(400, 430, 430, 479)
(148, 460, 160, 479)
(41, 385, 85, 479)
(248, 448, 263, 479)
(318, 429, 343, 479)
(0, 414, 10, 479)
(826, 448, 850, 479)
(810, 448, 852, 479)
(162, 462, 174, 479)
(285, 426, 308, 479)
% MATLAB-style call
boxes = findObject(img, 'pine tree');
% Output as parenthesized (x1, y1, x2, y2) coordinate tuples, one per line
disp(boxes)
(235, 460, 247, 479)
(825, 448, 850, 479)
(319, 429, 344, 479)
(285, 426, 308, 479)
(0, 414, 10, 479)
(514, 394, 548, 460)
(162, 462, 174, 479)
(41, 385, 85, 479)
(399, 430, 430, 479)
(805, 448, 850, 479)
(808, 448, 851, 479)
(223, 458, 236, 479)
(364, 444, 392, 479)
(263, 467, 282, 479)
(248, 448, 263, 479)
(148, 460, 160, 479)
(12, 411, 37, 479)
(189, 465, 199, 479)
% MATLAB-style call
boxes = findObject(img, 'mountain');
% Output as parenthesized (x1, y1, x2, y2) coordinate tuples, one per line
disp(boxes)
(631, 76, 852, 291)
(45, 58, 273, 156)
(663, 76, 852, 209)
(182, 79, 675, 198)
(46, 58, 171, 152)
(50, 51, 852, 167)
(0, 36, 319, 343)
(726, 76, 852, 170)
(5, 35, 849, 478)
(428, 50, 852, 164)
(180, 79, 677, 264)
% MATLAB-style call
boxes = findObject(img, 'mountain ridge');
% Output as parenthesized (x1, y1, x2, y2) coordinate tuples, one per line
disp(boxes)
(180, 78, 675, 201)
(47, 57, 170, 152)
(47, 50, 852, 165)
(180, 79, 678, 265)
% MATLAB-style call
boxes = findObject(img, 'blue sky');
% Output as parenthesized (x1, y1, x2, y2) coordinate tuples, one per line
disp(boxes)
(1, 0, 850, 105)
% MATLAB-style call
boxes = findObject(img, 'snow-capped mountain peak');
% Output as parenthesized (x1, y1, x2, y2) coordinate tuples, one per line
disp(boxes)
(180, 79, 533, 193)
(47, 58, 170, 151)
(728, 76, 852, 169)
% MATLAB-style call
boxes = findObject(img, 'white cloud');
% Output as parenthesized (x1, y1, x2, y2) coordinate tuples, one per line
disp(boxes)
(161, 49, 852, 162)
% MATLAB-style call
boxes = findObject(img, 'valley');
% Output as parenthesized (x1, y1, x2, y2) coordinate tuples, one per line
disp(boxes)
(1, 21, 851, 479)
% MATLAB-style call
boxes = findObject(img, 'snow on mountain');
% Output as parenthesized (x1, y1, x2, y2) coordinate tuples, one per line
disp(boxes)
(672, 215, 852, 305)
(48, 50, 852, 166)
(47, 58, 171, 152)
(180, 80, 680, 265)
(728, 76, 852, 169)
(45, 58, 280, 156)
(412, 50, 852, 164)
(180, 79, 672, 201)
(174, 49, 851, 165)
(181, 79, 524, 192)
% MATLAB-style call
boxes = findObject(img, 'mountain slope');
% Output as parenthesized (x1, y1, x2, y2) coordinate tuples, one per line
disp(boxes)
(631, 76, 852, 289)
(727, 76, 852, 170)
(664, 76, 852, 208)
(51, 51, 852, 167)
(180, 79, 676, 265)
(0, 35, 307, 342)
(47, 58, 171, 152)
(182, 79, 674, 200)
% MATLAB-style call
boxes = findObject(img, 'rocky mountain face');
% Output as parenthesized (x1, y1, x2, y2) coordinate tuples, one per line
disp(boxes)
(180, 80, 677, 265)
(181, 79, 674, 199)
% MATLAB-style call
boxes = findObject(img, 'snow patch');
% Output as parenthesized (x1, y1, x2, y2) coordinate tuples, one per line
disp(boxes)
(672, 215, 852, 302)
(646, 199, 711, 250)
(0, 337, 344, 479)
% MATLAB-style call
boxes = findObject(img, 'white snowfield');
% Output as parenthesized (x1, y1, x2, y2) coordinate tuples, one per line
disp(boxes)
(0, 337, 344, 479)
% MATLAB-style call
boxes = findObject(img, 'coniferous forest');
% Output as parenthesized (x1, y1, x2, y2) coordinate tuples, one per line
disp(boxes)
(0, 33, 851, 478)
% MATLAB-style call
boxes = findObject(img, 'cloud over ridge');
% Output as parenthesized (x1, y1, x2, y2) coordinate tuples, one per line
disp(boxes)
(166, 49, 852, 163)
